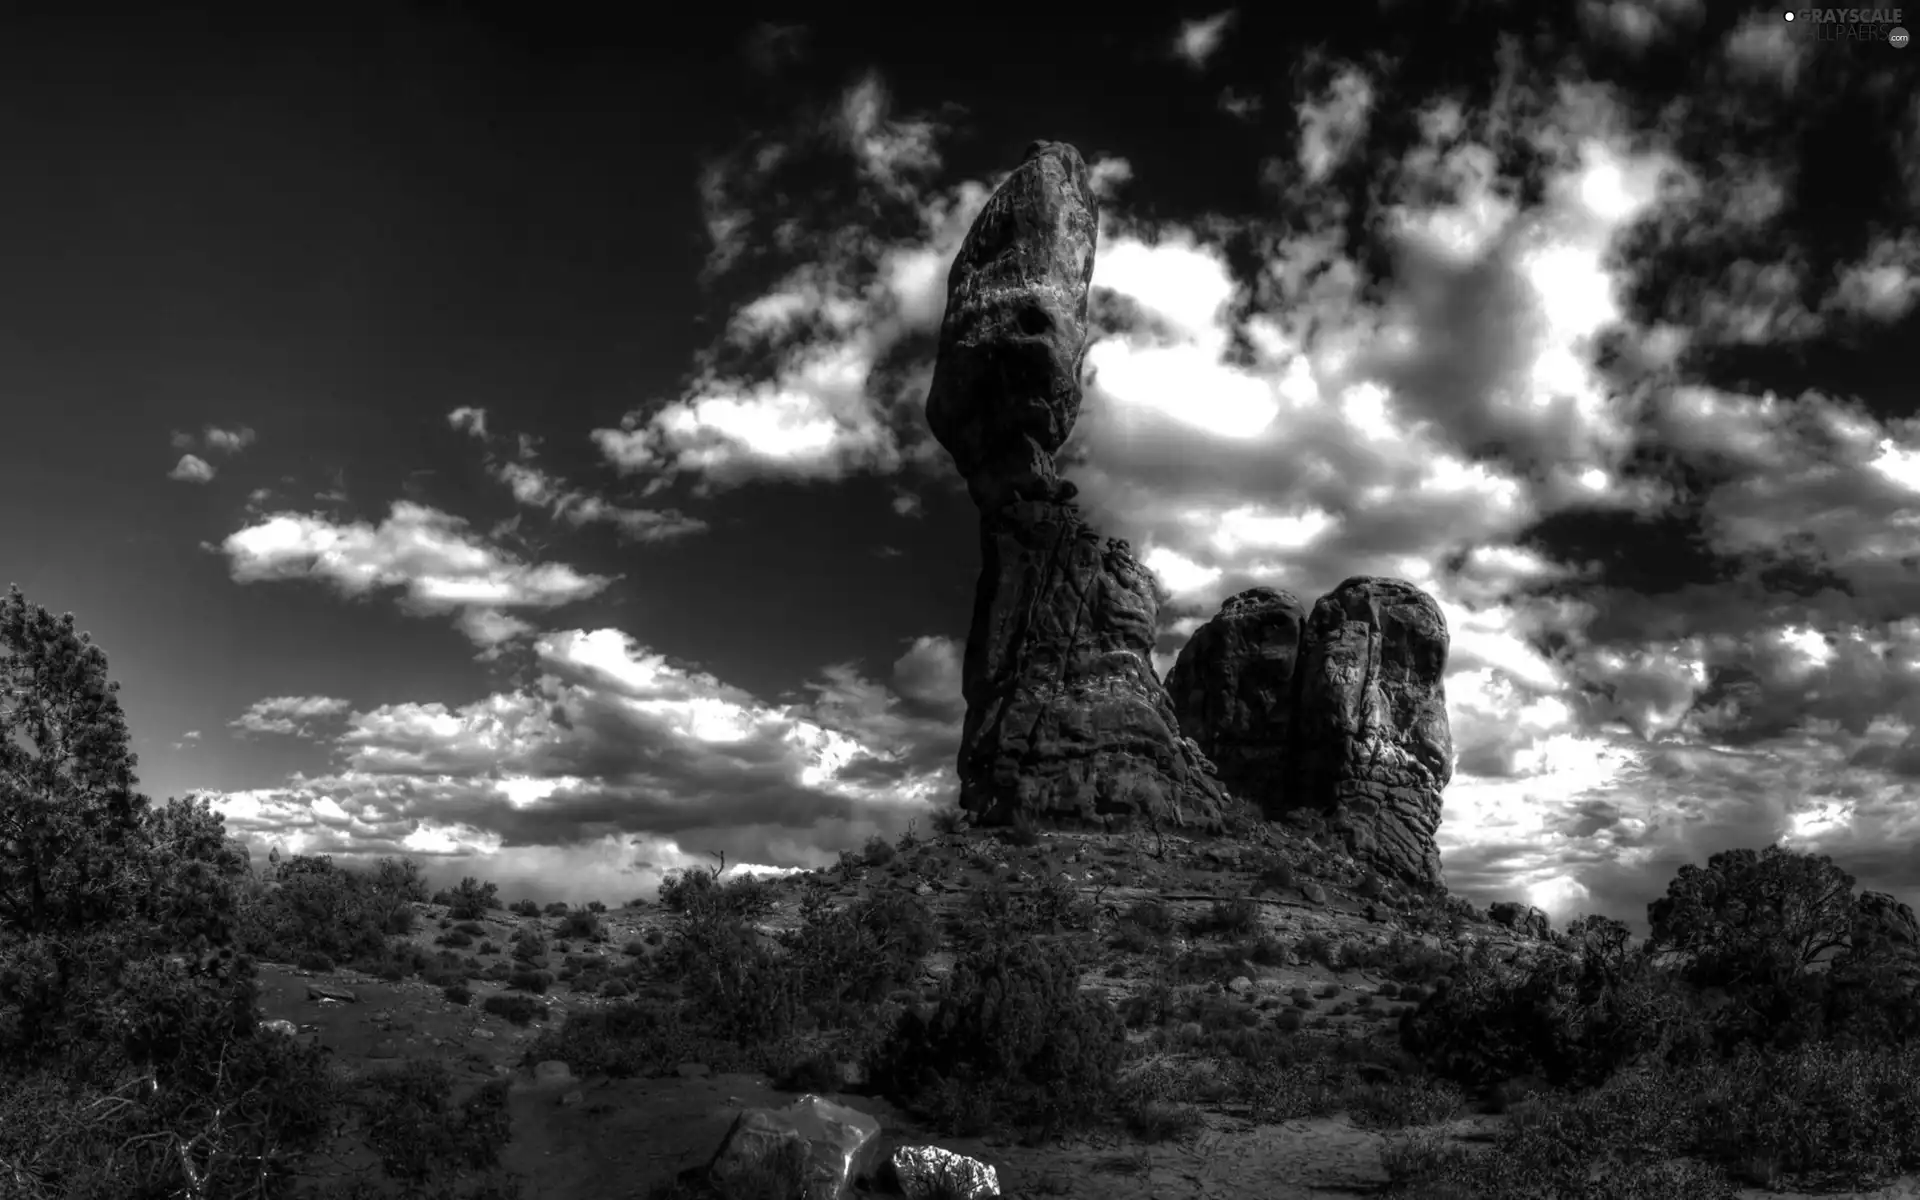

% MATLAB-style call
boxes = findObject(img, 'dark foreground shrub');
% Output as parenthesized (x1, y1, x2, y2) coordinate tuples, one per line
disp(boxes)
(444, 876, 500, 921)
(508, 969, 554, 994)
(521, 998, 758, 1081)
(482, 993, 544, 1027)
(350, 1059, 514, 1187)
(873, 938, 1126, 1141)
(778, 885, 940, 1019)
(1190, 895, 1261, 937)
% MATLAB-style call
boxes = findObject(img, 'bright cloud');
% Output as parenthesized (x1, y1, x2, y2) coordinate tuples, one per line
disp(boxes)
(168, 454, 215, 484)
(232, 695, 352, 738)
(207, 626, 964, 904)
(204, 425, 257, 454)
(1173, 10, 1236, 69)
(593, 76, 1128, 496)
(216, 501, 610, 647)
(1297, 68, 1374, 184)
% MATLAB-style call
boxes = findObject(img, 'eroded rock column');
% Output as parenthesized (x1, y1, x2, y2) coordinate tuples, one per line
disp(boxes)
(1169, 576, 1454, 889)
(927, 141, 1237, 832)
(1292, 576, 1453, 890)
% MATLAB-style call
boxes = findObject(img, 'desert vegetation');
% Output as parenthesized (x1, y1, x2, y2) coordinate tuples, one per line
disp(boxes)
(9, 579, 1920, 1198)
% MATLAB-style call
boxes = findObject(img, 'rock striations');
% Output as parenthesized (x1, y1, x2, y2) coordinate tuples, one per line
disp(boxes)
(928, 141, 1240, 834)
(1169, 577, 1454, 890)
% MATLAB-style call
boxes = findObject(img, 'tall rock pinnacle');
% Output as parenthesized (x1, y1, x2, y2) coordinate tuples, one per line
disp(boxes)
(927, 141, 1239, 833)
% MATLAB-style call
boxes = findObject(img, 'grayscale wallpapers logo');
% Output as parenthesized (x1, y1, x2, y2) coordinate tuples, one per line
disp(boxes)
(1784, 7, 1909, 44)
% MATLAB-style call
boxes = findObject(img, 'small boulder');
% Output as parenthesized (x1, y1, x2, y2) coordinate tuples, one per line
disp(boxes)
(707, 1095, 883, 1200)
(1488, 901, 1553, 940)
(305, 983, 357, 1004)
(888, 1145, 1001, 1200)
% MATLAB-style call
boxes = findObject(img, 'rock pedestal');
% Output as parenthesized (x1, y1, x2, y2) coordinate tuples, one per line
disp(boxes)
(929, 141, 1238, 833)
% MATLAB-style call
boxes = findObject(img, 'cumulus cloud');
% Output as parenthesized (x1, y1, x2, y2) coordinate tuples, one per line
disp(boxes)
(888, 635, 964, 721)
(172, 425, 257, 455)
(1295, 68, 1374, 184)
(448, 408, 707, 544)
(593, 73, 1136, 496)
(204, 425, 258, 454)
(207, 626, 963, 904)
(1577, 0, 1705, 51)
(168, 454, 215, 484)
(215, 501, 610, 648)
(1825, 231, 1920, 323)
(232, 695, 352, 738)
(1172, 11, 1236, 69)
(448, 406, 487, 438)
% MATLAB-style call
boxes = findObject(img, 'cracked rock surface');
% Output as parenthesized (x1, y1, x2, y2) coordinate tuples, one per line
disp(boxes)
(929, 142, 1238, 834)
(1171, 577, 1453, 890)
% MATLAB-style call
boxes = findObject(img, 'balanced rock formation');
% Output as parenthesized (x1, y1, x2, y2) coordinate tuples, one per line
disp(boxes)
(928, 141, 1238, 833)
(1170, 576, 1453, 889)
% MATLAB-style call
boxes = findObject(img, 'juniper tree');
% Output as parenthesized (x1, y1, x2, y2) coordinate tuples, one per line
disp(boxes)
(0, 586, 254, 1069)
(0, 584, 150, 938)
(1645, 842, 1857, 993)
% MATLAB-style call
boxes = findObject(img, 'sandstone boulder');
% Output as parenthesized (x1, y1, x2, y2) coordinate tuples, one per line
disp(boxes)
(1853, 890, 1919, 954)
(1847, 890, 1920, 985)
(1488, 901, 1553, 941)
(1165, 586, 1308, 813)
(930, 141, 1238, 834)
(1294, 576, 1451, 889)
(708, 1094, 883, 1200)
(1170, 575, 1452, 889)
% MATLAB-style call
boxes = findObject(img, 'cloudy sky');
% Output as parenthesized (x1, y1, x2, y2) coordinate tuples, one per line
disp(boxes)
(4, 5, 1916, 931)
